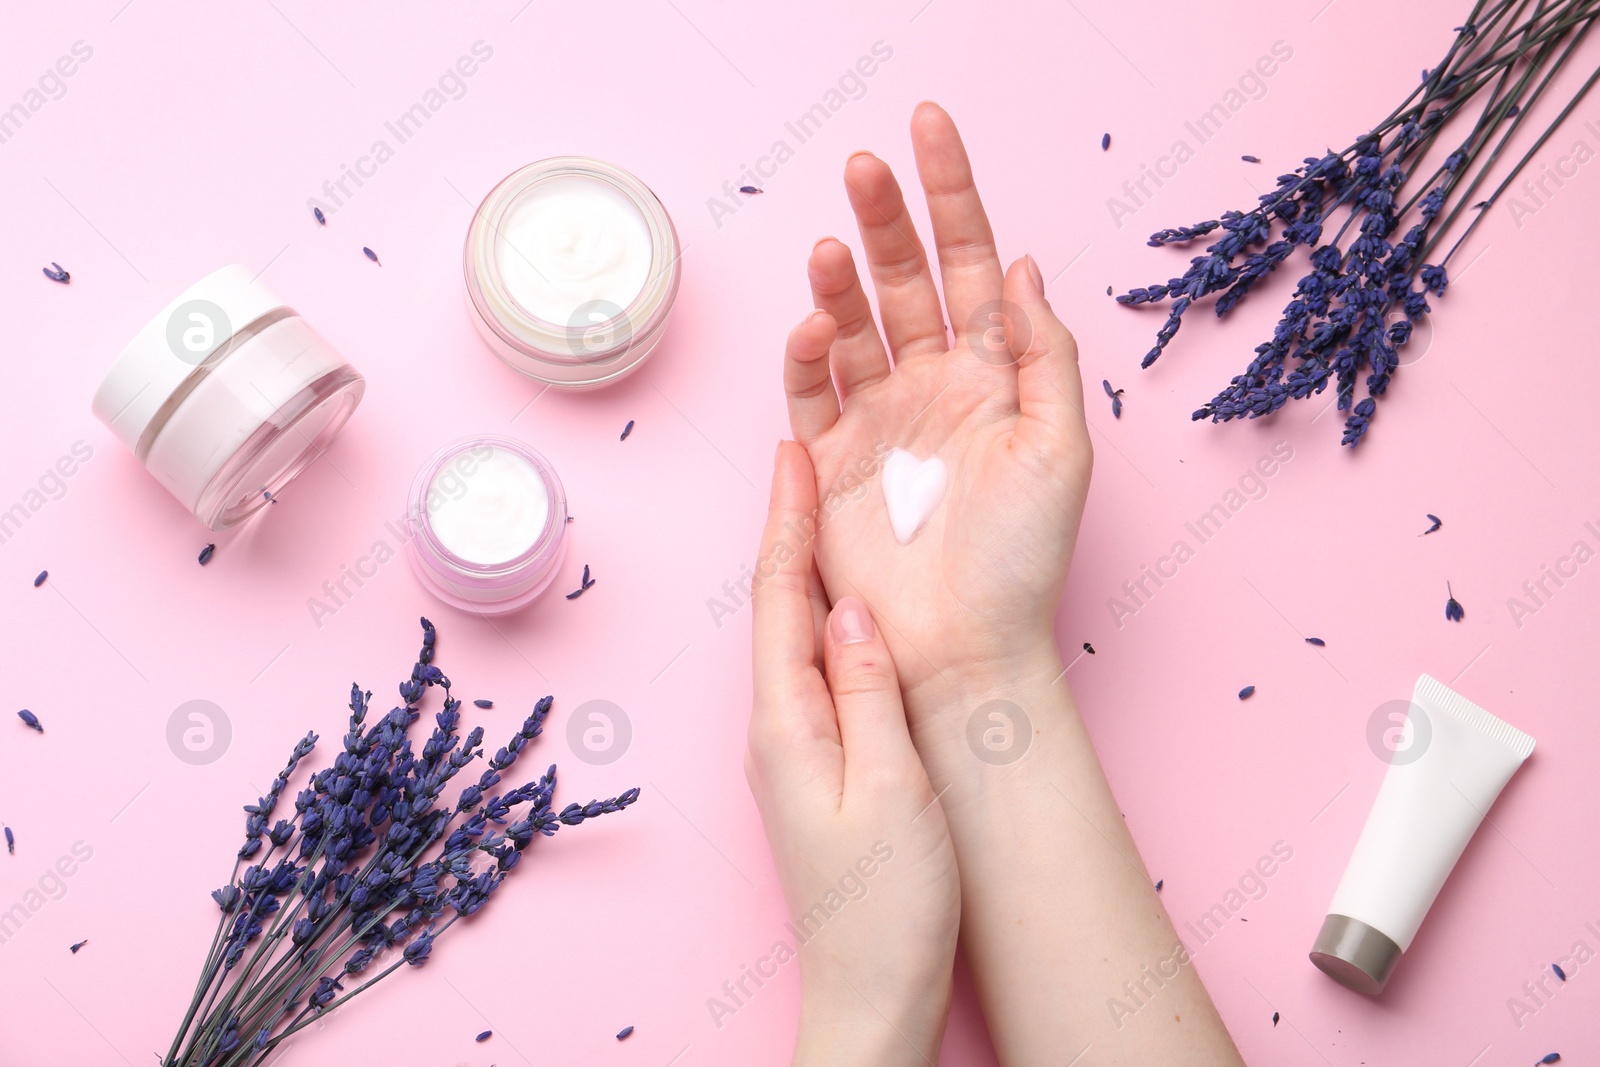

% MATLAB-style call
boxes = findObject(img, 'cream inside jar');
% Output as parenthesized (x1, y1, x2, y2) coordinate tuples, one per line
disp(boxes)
(464, 157, 680, 389)
(494, 175, 653, 326)
(427, 445, 550, 565)
(405, 435, 568, 614)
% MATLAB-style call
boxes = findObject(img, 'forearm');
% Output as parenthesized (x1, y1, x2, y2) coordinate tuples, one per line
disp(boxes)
(909, 652, 1243, 1067)
(793, 973, 952, 1067)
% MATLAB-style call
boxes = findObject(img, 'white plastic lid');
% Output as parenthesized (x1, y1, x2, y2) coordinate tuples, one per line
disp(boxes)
(91, 265, 289, 456)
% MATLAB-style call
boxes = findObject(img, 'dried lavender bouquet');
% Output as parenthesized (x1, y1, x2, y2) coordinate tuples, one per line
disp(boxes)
(163, 618, 638, 1067)
(1121, 0, 1600, 445)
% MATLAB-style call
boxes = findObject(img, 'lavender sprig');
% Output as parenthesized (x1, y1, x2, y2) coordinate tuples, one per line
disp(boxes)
(162, 618, 638, 1067)
(1120, 0, 1600, 446)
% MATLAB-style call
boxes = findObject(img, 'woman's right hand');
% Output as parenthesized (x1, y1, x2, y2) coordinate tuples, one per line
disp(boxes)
(747, 440, 962, 1066)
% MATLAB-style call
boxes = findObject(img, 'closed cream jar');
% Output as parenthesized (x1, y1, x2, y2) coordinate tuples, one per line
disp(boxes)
(91, 265, 364, 529)
(463, 157, 680, 388)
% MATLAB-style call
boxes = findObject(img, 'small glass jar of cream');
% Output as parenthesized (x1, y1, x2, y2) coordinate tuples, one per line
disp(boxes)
(91, 264, 365, 530)
(463, 157, 680, 389)
(405, 435, 569, 614)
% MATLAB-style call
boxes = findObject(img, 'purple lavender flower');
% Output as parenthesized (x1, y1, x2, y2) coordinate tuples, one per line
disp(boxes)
(166, 617, 638, 1067)
(1118, 11, 1599, 446)
(16, 709, 41, 733)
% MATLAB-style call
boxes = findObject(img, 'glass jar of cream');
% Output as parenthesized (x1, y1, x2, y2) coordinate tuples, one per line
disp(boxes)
(405, 435, 569, 614)
(91, 264, 365, 530)
(463, 157, 680, 389)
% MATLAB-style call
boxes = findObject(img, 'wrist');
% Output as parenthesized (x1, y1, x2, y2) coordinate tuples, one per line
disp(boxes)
(901, 638, 1067, 761)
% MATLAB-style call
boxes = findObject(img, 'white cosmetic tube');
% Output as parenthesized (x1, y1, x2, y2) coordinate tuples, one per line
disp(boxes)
(1310, 674, 1535, 994)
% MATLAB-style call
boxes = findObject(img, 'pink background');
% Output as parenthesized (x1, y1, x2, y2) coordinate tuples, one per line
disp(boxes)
(3, 1, 1599, 1063)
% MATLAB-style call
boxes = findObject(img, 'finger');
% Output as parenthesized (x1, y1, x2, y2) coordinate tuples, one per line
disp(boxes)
(750, 441, 842, 776)
(910, 101, 1004, 344)
(1002, 255, 1092, 465)
(784, 310, 842, 442)
(821, 596, 922, 793)
(807, 239, 890, 398)
(842, 151, 949, 363)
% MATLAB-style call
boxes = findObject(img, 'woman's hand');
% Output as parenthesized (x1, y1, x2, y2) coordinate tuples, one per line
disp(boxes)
(747, 440, 961, 1067)
(782, 101, 1092, 732)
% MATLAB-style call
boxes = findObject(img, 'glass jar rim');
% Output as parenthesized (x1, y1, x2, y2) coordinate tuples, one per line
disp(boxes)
(463, 157, 681, 373)
(407, 434, 567, 577)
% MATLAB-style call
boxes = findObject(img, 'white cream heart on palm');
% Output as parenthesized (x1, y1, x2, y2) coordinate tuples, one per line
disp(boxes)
(882, 448, 948, 545)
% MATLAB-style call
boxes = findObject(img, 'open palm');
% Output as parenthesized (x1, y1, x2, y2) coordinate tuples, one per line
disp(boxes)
(782, 103, 1093, 719)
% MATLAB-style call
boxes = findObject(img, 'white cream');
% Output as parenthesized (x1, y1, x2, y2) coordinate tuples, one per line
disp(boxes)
(882, 448, 948, 545)
(494, 175, 652, 326)
(426, 444, 549, 564)
(1310, 674, 1535, 995)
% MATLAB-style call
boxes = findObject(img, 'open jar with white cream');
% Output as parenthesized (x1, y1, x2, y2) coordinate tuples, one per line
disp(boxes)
(464, 157, 680, 388)
(405, 435, 569, 614)
(91, 265, 365, 529)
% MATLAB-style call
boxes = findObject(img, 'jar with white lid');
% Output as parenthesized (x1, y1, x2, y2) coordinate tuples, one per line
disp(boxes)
(91, 265, 365, 530)
(463, 157, 681, 389)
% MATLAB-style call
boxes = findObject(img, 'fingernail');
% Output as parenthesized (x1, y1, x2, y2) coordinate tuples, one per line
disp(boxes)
(830, 597, 875, 645)
(1025, 254, 1044, 295)
(806, 308, 827, 323)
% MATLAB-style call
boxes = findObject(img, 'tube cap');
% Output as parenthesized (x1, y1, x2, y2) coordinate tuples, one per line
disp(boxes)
(1310, 914, 1402, 995)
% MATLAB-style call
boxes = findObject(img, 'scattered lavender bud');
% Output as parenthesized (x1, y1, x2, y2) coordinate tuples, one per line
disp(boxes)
(1538, 1056, 1560, 1065)
(1101, 133, 1111, 151)
(363, 247, 380, 265)
(621, 419, 635, 441)
(565, 584, 588, 600)
(1238, 685, 1256, 700)
(473, 699, 494, 709)
(1552, 962, 1567, 981)
(1106, 284, 1113, 296)
(475, 1030, 492, 1042)
(616, 1026, 635, 1041)
(198, 543, 216, 566)
(70, 939, 88, 953)
(1305, 637, 1326, 646)
(1102, 379, 1125, 418)
(1241, 154, 1261, 163)
(1272, 1011, 1280, 1027)
(42, 262, 70, 283)
(313, 206, 326, 225)
(4, 826, 12, 853)
(17, 709, 42, 733)
(1508, 104, 1522, 116)
(581, 564, 594, 589)
(737, 185, 763, 195)
(1154, 878, 1163, 891)
(262, 489, 276, 504)
(1445, 582, 1465, 622)
(1422, 513, 1442, 535)
(33, 570, 47, 587)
